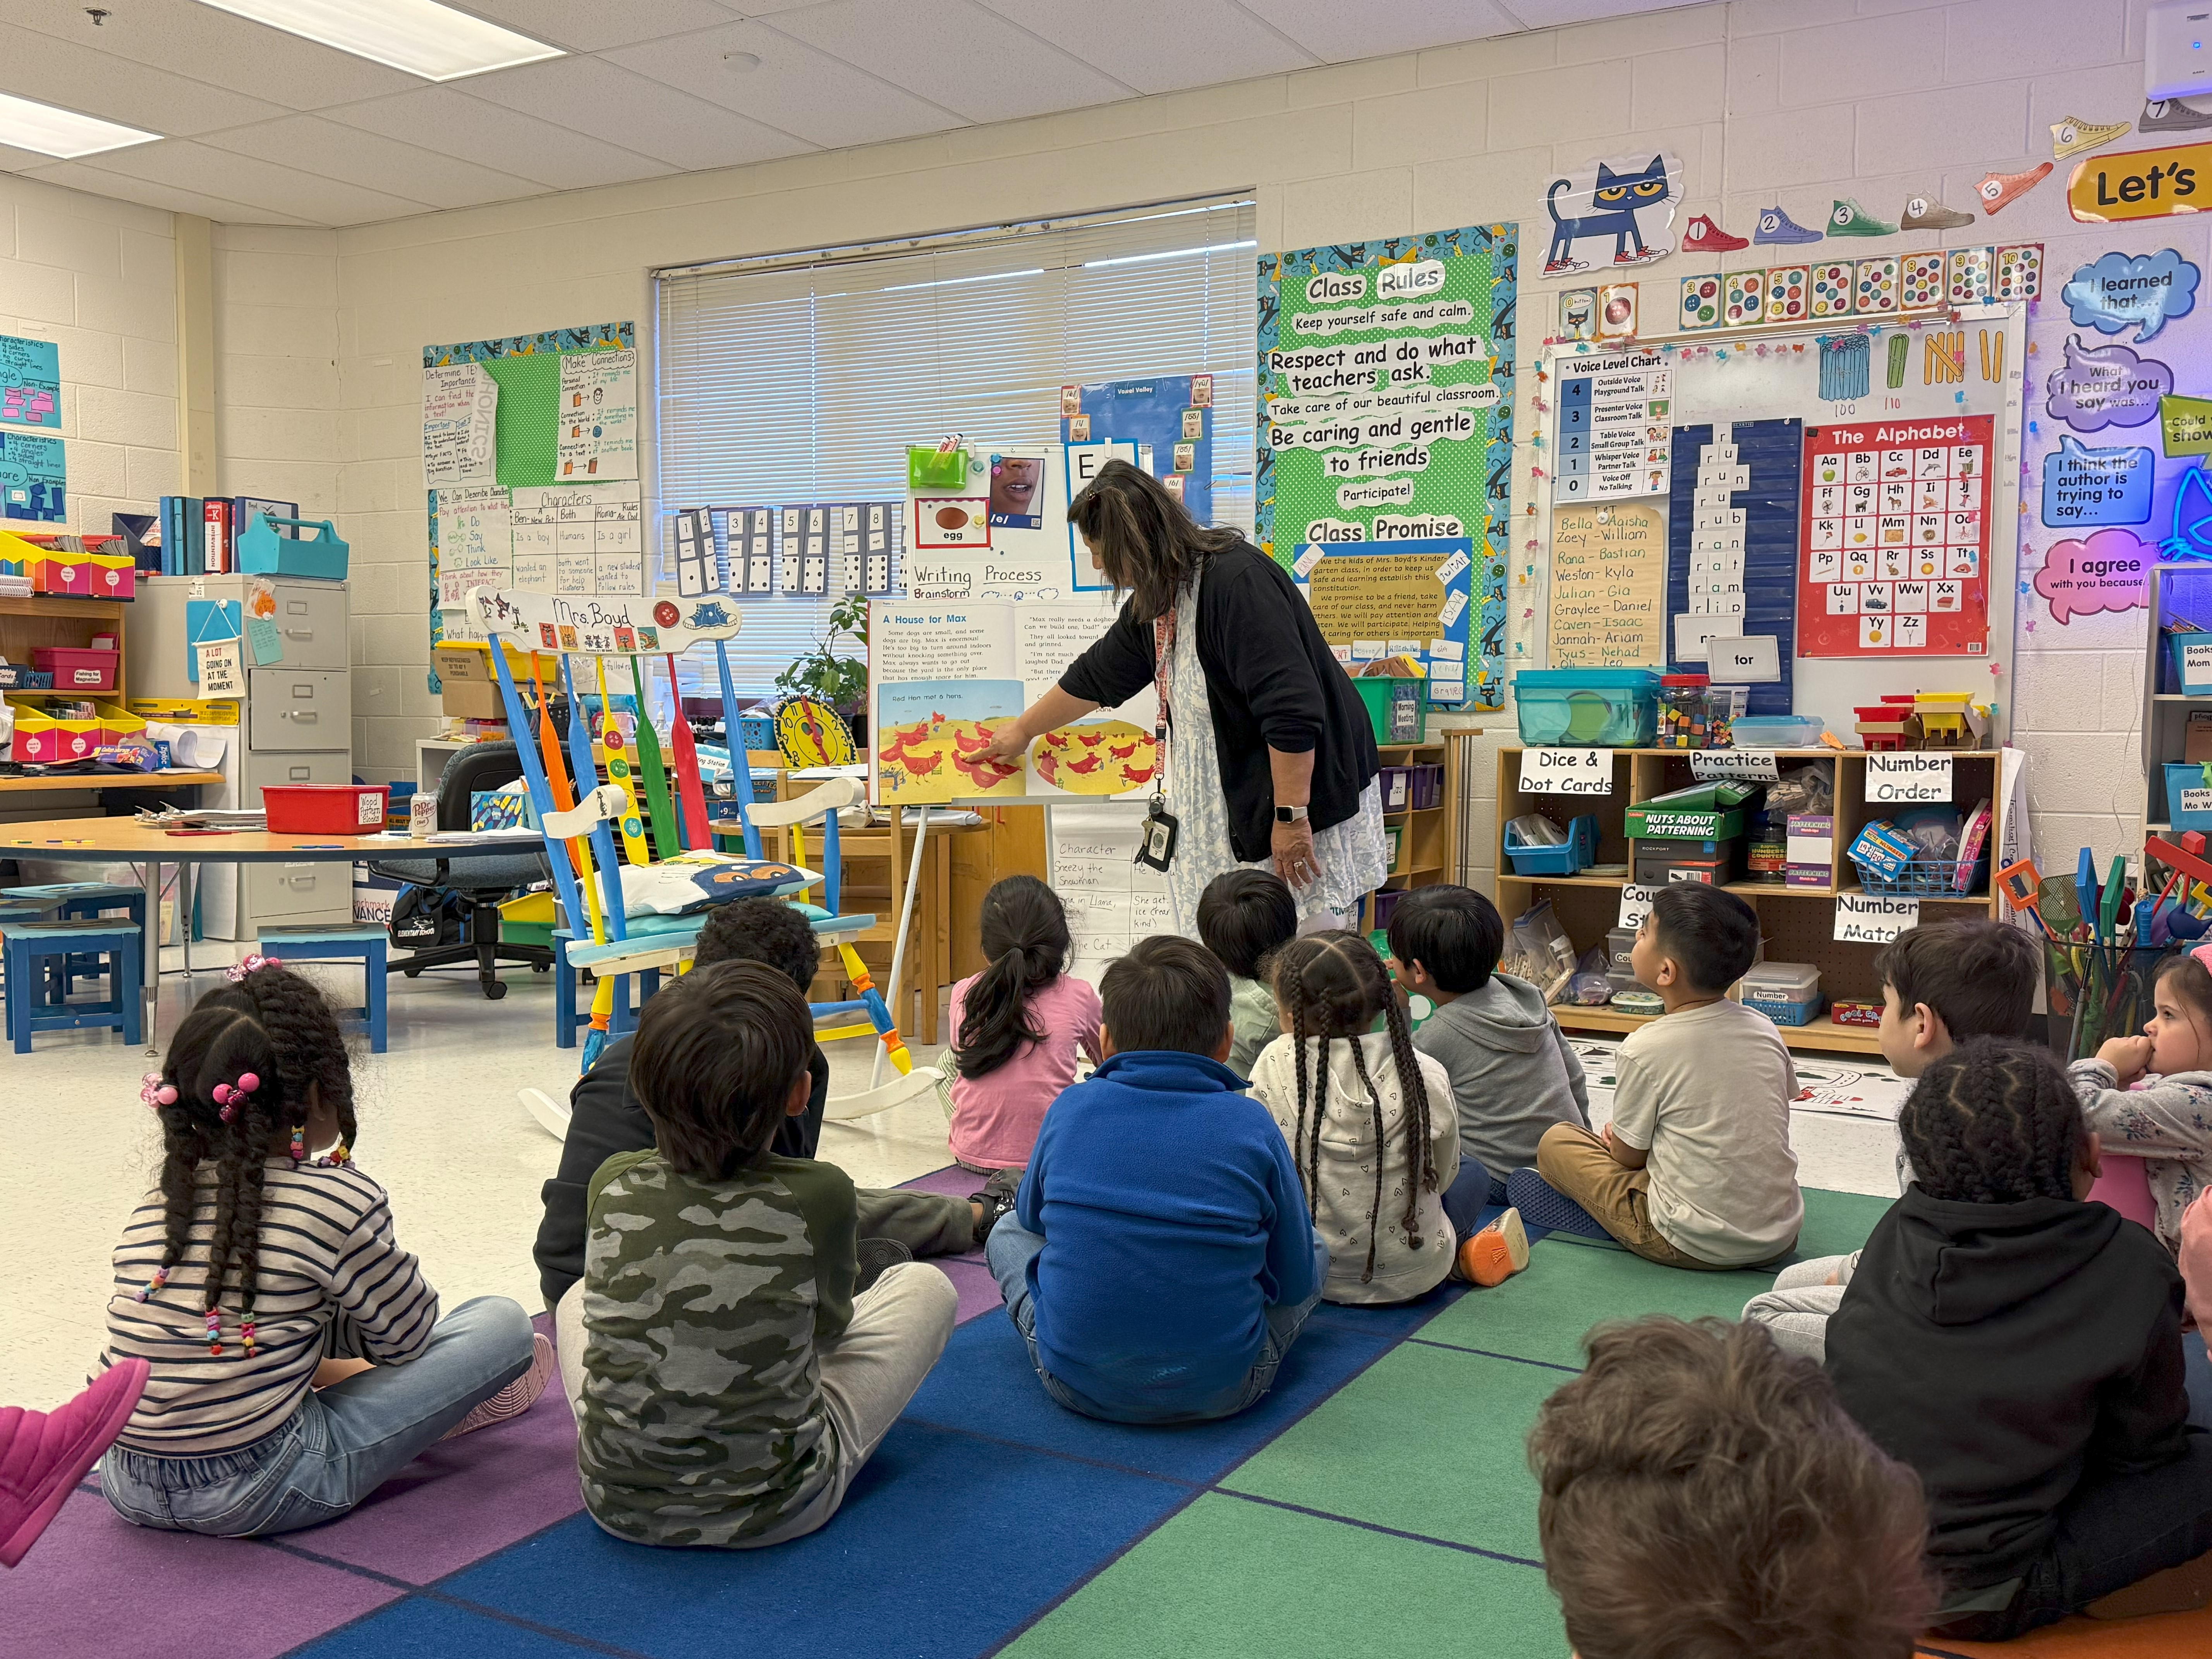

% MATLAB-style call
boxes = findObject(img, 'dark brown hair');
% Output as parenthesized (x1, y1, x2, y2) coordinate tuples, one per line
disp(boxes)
(2155, 950, 2212, 1048)
(1099, 934, 1230, 1056)
(1874, 919, 2037, 1041)
(1195, 867, 1297, 982)
(955, 875, 1071, 1080)
(1066, 458, 1242, 621)
(1898, 1037, 2084, 1204)
(696, 896, 819, 993)
(1269, 929, 1439, 1283)
(631, 960, 813, 1178)
(1530, 1316, 1935, 1659)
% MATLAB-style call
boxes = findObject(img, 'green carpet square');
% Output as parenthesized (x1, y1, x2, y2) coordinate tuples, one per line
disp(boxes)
(1793, 1186, 1893, 1262)
(1000, 1491, 1566, 1659)
(1220, 1343, 1556, 1563)
(1419, 1237, 1772, 1369)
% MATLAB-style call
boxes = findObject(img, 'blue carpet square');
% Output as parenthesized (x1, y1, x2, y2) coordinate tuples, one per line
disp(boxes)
(289, 1597, 609, 1658)
(902, 1308, 1391, 1483)
(436, 1422, 1188, 1659)
(1306, 1280, 1467, 1340)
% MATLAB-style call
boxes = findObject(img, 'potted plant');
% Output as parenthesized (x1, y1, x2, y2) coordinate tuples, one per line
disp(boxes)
(774, 592, 869, 744)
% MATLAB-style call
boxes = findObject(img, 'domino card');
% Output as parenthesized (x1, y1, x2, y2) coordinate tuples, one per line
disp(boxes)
(1901, 252, 1946, 309)
(1810, 261, 1854, 318)
(1947, 246, 1993, 305)
(1853, 256, 1899, 314)
(1996, 242, 2042, 301)
(1680, 274, 1721, 330)
(1723, 268, 1765, 326)
(1766, 265, 1810, 323)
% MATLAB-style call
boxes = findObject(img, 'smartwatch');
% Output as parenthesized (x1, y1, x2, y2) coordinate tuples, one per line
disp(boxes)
(1275, 804, 1309, 823)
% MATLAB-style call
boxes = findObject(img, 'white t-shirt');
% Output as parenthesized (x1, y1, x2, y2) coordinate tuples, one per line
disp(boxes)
(1610, 999, 1802, 1266)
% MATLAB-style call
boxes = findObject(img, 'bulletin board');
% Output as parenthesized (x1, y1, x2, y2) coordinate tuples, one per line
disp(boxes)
(1533, 303, 2026, 739)
(1302, 537, 1475, 704)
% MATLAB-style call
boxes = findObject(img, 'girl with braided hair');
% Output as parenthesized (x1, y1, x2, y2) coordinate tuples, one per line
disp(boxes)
(2069, 943, 2212, 1254)
(99, 961, 545, 1538)
(1246, 930, 1461, 1303)
(1827, 1039, 2212, 1640)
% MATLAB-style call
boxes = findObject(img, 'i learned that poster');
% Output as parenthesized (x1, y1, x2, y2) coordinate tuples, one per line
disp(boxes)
(1258, 223, 1516, 705)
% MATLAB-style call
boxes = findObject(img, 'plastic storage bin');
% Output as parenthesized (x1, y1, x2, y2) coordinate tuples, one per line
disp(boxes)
(2167, 762, 2212, 833)
(1370, 888, 1409, 931)
(30, 647, 118, 692)
(1504, 813, 1599, 876)
(1353, 675, 1428, 745)
(1741, 961, 1823, 1027)
(264, 784, 391, 835)
(1379, 762, 1445, 811)
(2171, 632, 2212, 696)
(1656, 673, 1714, 749)
(239, 516, 348, 580)
(1727, 714, 1825, 748)
(1511, 669, 1659, 747)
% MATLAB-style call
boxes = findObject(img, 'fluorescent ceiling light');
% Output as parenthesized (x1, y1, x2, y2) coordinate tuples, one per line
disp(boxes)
(0, 90, 158, 158)
(191, 0, 562, 82)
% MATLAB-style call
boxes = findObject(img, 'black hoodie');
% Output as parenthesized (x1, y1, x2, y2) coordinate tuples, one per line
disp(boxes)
(1826, 1186, 2190, 1589)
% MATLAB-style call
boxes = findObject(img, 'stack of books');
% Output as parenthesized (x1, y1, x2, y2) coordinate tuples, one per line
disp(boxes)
(154, 497, 299, 576)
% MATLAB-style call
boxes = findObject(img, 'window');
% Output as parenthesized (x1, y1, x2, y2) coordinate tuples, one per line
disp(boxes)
(652, 194, 1257, 697)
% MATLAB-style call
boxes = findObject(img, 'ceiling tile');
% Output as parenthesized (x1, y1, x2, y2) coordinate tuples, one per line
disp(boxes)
(78, 139, 434, 225)
(1497, 0, 1691, 24)
(601, 19, 967, 149)
(200, 115, 546, 210)
(465, 56, 814, 172)
(769, 0, 1135, 123)
(1237, 0, 1521, 60)
(0, 0, 422, 111)
(444, 0, 740, 53)
(21, 158, 316, 225)
(0, 19, 290, 136)
(976, 0, 1317, 94)
(326, 89, 677, 192)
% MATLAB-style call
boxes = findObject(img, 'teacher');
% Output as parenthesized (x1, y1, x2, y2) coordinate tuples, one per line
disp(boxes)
(975, 460, 1386, 936)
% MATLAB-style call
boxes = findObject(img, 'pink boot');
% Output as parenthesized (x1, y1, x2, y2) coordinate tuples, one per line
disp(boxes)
(0, 1358, 149, 1568)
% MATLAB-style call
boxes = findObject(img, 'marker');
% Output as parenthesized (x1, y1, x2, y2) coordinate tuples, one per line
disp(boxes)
(290, 843, 346, 850)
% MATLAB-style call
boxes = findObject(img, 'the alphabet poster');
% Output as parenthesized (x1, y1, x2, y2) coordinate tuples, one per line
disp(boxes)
(1798, 416, 1991, 656)
(1257, 223, 1515, 706)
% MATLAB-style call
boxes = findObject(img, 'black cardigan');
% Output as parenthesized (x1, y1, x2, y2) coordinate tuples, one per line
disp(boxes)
(1059, 541, 1380, 864)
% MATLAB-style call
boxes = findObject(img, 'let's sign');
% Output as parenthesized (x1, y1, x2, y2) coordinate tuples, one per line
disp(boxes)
(2069, 142, 2206, 223)
(1520, 747, 1611, 794)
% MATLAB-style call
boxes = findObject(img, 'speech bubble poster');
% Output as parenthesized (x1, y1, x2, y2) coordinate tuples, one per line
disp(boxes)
(1257, 222, 1516, 707)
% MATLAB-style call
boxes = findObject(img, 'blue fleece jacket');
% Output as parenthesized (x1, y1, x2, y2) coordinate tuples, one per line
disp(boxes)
(1015, 1049, 1321, 1416)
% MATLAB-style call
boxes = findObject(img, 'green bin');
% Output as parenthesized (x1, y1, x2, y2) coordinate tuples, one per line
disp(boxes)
(1352, 675, 1427, 745)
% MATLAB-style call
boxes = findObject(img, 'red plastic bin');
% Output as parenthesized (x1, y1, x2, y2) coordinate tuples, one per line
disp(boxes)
(263, 785, 390, 835)
(30, 646, 119, 691)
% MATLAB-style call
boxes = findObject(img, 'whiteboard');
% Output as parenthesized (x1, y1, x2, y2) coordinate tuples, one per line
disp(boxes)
(1536, 303, 2026, 742)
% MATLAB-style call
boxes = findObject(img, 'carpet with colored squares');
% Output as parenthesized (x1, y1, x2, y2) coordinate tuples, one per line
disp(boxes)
(16, 1175, 2209, 1659)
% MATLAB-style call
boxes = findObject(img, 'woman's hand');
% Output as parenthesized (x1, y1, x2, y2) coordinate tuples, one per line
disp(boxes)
(2098, 1034, 2155, 1084)
(1273, 816, 1322, 890)
(972, 719, 1029, 772)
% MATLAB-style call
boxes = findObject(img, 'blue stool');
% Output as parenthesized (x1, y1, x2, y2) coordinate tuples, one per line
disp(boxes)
(0, 921, 141, 1052)
(552, 929, 657, 1051)
(258, 926, 388, 1053)
(1, 883, 148, 997)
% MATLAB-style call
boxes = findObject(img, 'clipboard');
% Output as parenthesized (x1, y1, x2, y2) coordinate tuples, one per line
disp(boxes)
(185, 599, 241, 684)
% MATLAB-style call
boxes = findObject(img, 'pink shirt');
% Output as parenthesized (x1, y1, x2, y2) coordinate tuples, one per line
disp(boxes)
(946, 970, 1103, 1169)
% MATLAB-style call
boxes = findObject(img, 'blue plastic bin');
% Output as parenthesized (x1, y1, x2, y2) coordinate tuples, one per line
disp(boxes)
(2171, 632, 2212, 696)
(1511, 669, 1659, 747)
(239, 515, 348, 580)
(1504, 814, 1600, 876)
(2167, 761, 2212, 832)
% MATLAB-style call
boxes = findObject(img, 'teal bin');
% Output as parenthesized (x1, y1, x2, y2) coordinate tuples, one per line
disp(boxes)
(2166, 761, 2212, 832)
(239, 514, 349, 580)
(1511, 668, 1659, 747)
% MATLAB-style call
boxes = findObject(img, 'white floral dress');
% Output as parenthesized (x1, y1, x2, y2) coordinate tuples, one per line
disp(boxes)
(1161, 574, 1388, 937)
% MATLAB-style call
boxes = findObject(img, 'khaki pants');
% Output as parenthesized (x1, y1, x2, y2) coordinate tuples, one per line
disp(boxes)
(1535, 1124, 1789, 1272)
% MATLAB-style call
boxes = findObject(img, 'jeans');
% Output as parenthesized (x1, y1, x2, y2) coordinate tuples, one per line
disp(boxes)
(1936, 1432, 2212, 1640)
(101, 1296, 536, 1538)
(985, 1218, 1328, 1424)
(1441, 1154, 1499, 1240)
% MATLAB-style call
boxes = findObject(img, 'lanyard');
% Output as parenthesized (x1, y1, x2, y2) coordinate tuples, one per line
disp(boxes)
(1151, 607, 1175, 803)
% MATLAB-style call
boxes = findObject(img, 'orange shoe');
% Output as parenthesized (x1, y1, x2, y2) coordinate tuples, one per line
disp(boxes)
(1976, 163, 2052, 216)
(1456, 1208, 1530, 1288)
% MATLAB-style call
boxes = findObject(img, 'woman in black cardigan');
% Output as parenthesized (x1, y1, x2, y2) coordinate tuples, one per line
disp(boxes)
(975, 461, 1384, 936)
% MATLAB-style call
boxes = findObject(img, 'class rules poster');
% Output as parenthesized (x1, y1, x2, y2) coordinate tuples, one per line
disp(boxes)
(1257, 223, 1516, 706)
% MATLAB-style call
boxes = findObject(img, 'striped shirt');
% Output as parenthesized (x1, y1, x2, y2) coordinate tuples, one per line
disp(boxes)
(102, 1159, 438, 1456)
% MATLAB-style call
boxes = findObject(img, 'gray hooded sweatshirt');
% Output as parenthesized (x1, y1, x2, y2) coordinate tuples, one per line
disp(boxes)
(1412, 973, 1590, 1175)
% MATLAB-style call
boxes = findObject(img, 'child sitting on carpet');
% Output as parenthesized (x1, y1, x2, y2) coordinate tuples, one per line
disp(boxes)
(2070, 943, 2212, 1253)
(1744, 917, 2037, 1360)
(1247, 930, 1499, 1301)
(574, 960, 958, 1549)
(1386, 884, 1588, 1213)
(1196, 867, 1297, 1074)
(1827, 1039, 2212, 1640)
(985, 936, 1325, 1423)
(101, 963, 547, 1539)
(1513, 885, 1802, 1270)
(1530, 1316, 1934, 1659)
(948, 875, 1103, 1171)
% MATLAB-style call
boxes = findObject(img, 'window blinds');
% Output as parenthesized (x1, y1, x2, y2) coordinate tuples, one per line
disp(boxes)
(652, 194, 1257, 695)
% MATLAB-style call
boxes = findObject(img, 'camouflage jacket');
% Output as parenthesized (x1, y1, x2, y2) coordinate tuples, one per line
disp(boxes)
(576, 1149, 857, 1547)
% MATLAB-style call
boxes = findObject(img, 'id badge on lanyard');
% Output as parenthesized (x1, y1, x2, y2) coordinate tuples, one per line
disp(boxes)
(1135, 609, 1179, 873)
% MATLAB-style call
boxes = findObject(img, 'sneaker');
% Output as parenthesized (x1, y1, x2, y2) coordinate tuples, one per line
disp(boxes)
(1753, 205, 1823, 245)
(1977, 162, 2053, 215)
(855, 1237, 913, 1292)
(1456, 1208, 1531, 1287)
(2051, 115, 2130, 159)
(1827, 197, 1896, 237)
(442, 1333, 553, 1440)
(1899, 193, 1975, 231)
(1504, 1166, 1614, 1242)
(1679, 213, 1747, 253)
(969, 1166, 1021, 1249)
(2142, 96, 2212, 133)
(0, 1358, 149, 1568)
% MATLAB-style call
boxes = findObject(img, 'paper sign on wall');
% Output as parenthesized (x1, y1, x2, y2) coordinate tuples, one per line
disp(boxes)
(421, 362, 498, 488)
(1835, 889, 1919, 943)
(1520, 747, 1611, 793)
(1547, 500, 1667, 665)
(556, 349, 638, 481)
(1618, 883, 1662, 929)
(1867, 752, 1953, 802)
(1690, 749, 1779, 783)
(196, 639, 243, 699)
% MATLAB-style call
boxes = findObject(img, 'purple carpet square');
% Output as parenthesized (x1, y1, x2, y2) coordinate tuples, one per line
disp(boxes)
(938, 1253, 1003, 1324)
(11, 1489, 400, 1659)
(898, 1163, 984, 1200)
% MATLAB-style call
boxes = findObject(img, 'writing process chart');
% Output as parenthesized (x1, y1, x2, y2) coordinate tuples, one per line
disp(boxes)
(1797, 416, 1991, 656)
(1258, 223, 1516, 706)
(1553, 350, 1672, 501)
